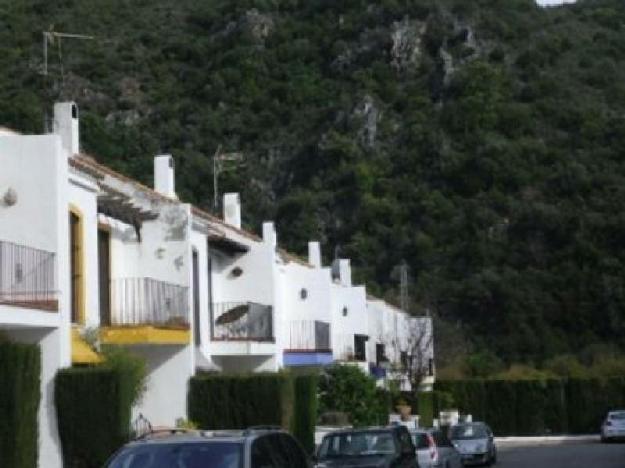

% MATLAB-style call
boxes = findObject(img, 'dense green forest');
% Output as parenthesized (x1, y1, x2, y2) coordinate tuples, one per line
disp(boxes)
(1, 0, 625, 369)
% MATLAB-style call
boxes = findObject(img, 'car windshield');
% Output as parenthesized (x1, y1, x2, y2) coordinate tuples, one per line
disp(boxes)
(318, 431, 396, 458)
(450, 424, 488, 440)
(106, 441, 243, 468)
(609, 412, 625, 420)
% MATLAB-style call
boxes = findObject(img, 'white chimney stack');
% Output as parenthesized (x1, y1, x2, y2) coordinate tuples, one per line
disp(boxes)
(53, 102, 79, 156)
(154, 154, 176, 198)
(263, 221, 277, 247)
(339, 259, 352, 287)
(308, 241, 322, 268)
(223, 193, 242, 229)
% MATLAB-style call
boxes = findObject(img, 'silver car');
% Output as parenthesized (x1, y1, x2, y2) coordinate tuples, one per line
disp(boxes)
(449, 423, 497, 466)
(601, 410, 625, 442)
(412, 429, 463, 468)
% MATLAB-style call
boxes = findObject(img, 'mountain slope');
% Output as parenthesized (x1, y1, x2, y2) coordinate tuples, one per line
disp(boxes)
(1, 0, 625, 363)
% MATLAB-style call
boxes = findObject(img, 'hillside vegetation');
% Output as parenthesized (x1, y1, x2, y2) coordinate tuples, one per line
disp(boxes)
(1, 0, 625, 366)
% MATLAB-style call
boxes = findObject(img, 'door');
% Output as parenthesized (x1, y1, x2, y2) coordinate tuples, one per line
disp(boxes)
(98, 229, 111, 326)
(69, 211, 83, 324)
(192, 249, 200, 346)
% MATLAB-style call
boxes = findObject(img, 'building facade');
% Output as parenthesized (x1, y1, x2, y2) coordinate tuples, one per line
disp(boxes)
(0, 102, 434, 467)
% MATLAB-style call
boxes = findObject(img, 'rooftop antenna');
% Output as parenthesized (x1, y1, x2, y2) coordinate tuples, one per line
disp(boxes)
(42, 28, 94, 130)
(213, 145, 244, 211)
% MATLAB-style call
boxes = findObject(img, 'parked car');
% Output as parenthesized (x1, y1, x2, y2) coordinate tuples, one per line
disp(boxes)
(601, 410, 625, 442)
(449, 422, 496, 466)
(105, 427, 312, 468)
(412, 429, 462, 468)
(315, 425, 419, 467)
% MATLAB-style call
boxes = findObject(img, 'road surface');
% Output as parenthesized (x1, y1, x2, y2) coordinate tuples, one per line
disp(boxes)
(497, 440, 625, 468)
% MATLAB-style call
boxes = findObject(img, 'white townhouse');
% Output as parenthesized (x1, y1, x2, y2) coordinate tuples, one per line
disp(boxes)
(0, 102, 433, 468)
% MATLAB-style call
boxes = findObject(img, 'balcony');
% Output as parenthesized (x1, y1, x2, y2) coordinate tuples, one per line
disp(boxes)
(0, 240, 57, 312)
(210, 302, 274, 342)
(100, 277, 190, 345)
(283, 320, 333, 367)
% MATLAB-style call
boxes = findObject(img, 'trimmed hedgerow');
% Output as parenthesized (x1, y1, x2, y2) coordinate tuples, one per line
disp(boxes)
(434, 377, 625, 435)
(189, 372, 318, 451)
(291, 374, 318, 454)
(55, 367, 133, 468)
(0, 341, 41, 468)
(188, 373, 294, 429)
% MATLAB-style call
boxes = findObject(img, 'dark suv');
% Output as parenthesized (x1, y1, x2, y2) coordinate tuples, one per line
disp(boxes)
(105, 427, 312, 468)
(315, 425, 419, 467)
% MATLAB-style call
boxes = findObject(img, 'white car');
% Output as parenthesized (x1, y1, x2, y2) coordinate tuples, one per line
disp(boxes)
(412, 429, 463, 468)
(601, 410, 625, 442)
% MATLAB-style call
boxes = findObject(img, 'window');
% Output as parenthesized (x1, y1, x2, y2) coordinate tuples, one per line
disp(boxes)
(376, 344, 386, 366)
(354, 335, 368, 361)
(69, 210, 84, 324)
(105, 442, 243, 468)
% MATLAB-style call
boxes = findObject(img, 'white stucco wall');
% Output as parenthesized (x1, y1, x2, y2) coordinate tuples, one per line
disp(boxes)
(278, 260, 332, 351)
(129, 344, 194, 427)
(68, 171, 100, 328)
(330, 282, 368, 361)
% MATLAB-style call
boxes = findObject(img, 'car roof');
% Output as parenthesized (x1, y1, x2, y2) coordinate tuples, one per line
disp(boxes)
(124, 428, 288, 447)
(322, 426, 401, 436)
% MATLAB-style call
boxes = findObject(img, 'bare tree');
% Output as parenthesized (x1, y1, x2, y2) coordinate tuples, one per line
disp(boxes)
(383, 317, 434, 391)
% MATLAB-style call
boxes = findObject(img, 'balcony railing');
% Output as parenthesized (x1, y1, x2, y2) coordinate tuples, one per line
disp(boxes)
(108, 278, 189, 327)
(0, 240, 57, 311)
(286, 320, 331, 352)
(210, 302, 274, 342)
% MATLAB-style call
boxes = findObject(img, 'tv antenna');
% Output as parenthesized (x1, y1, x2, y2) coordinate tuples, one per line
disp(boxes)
(212, 145, 244, 211)
(43, 29, 94, 77)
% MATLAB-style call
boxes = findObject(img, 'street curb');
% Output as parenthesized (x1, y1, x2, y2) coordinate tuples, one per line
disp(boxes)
(495, 435, 599, 445)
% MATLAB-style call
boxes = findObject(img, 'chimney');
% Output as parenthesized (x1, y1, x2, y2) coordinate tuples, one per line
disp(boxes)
(154, 154, 176, 198)
(308, 241, 322, 268)
(53, 102, 79, 156)
(338, 259, 352, 287)
(263, 221, 277, 247)
(223, 193, 241, 229)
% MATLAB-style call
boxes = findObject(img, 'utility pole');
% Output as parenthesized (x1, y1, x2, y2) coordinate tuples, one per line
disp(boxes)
(212, 146, 244, 211)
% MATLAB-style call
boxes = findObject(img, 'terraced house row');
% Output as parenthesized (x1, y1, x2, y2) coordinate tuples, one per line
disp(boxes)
(0, 102, 434, 468)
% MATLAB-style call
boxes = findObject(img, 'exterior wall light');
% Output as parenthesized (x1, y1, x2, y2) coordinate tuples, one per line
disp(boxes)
(300, 288, 308, 300)
(3, 188, 17, 206)
(342, 306, 348, 317)
(231, 266, 243, 278)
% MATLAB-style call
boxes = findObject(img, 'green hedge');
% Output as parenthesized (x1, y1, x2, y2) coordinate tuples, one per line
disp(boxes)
(189, 373, 294, 429)
(434, 377, 625, 435)
(0, 342, 41, 468)
(55, 367, 133, 468)
(189, 372, 318, 451)
(291, 374, 318, 454)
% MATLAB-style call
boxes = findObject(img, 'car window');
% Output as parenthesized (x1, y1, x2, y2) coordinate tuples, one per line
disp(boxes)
(278, 433, 309, 466)
(609, 412, 625, 420)
(252, 435, 281, 468)
(318, 431, 397, 458)
(412, 433, 430, 449)
(106, 442, 243, 468)
(430, 430, 452, 447)
(450, 424, 488, 440)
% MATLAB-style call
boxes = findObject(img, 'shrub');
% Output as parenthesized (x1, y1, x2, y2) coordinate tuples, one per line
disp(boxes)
(0, 341, 41, 468)
(436, 377, 625, 436)
(291, 374, 318, 454)
(55, 367, 132, 468)
(101, 347, 148, 407)
(188, 373, 294, 429)
(318, 365, 384, 427)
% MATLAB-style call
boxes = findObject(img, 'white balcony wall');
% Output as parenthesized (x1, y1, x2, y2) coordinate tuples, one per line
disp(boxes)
(277, 260, 332, 351)
(330, 282, 368, 361)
